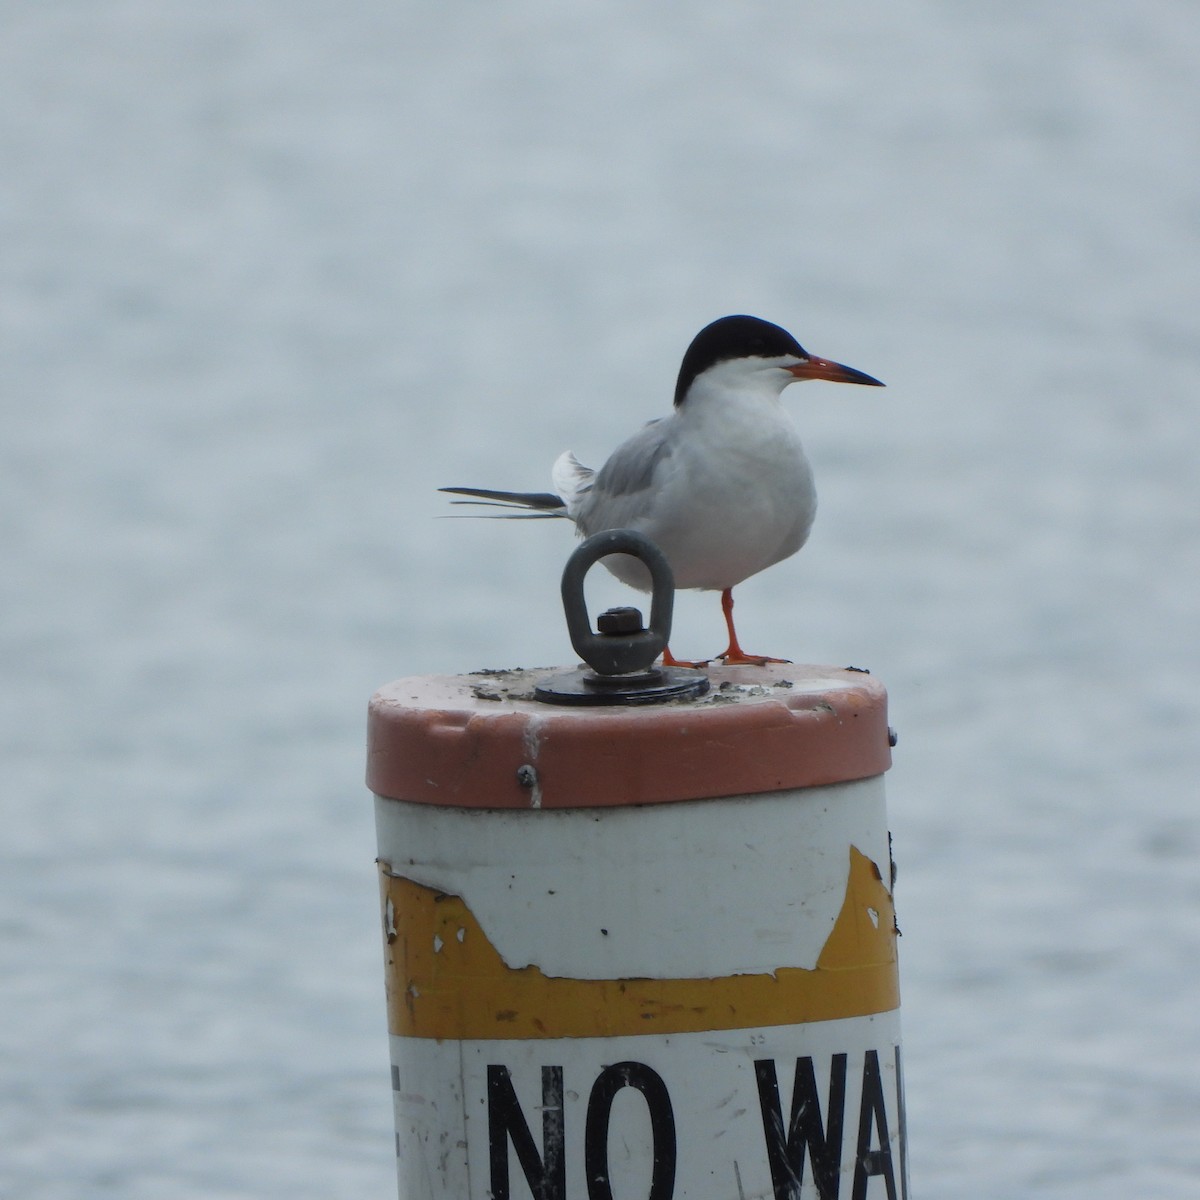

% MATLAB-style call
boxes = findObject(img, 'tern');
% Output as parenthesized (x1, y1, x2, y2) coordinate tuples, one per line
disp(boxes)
(442, 314, 883, 666)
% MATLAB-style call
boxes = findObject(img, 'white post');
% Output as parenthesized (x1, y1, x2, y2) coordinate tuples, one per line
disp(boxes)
(368, 663, 907, 1200)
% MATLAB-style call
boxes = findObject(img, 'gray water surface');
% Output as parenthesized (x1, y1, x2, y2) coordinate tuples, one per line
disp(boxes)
(3, 3, 1199, 1196)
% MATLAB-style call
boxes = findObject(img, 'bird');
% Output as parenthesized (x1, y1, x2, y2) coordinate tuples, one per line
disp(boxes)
(442, 314, 883, 666)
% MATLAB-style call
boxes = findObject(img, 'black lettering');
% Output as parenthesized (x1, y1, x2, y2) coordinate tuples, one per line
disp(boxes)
(754, 1055, 847, 1200)
(894, 1046, 909, 1200)
(584, 1061, 676, 1200)
(487, 1064, 565, 1200)
(852, 1050, 897, 1200)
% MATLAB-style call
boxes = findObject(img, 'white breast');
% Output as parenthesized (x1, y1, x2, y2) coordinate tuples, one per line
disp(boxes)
(578, 377, 817, 593)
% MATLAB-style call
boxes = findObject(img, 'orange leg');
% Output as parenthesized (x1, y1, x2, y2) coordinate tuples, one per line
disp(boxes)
(661, 590, 791, 668)
(715, 588, 791, 666)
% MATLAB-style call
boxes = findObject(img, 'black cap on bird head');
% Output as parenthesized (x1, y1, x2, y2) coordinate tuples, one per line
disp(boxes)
(674, 314, 884, 404)
(673, 315, 809, 406)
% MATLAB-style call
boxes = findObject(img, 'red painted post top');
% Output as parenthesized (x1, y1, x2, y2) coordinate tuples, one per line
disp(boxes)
(367, 663, 891, 810)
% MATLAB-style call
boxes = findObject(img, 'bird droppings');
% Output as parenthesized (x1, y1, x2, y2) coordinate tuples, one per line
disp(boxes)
(467, 667, 543, 703)
(716, 680, 776, 698)
(463, 666, 816, 708)
(469, 666, 540, 702)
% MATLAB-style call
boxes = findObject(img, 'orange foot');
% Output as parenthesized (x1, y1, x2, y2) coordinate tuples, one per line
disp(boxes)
(717, 648, 792, 666)
(714, 588, 791, 667)
(662, 645, 709, 669)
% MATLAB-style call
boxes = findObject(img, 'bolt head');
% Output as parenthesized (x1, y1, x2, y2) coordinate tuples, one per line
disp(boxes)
(597, 606, 645, 635)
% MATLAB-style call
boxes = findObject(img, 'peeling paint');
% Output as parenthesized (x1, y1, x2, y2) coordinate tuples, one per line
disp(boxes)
(379, 846, 898, 1039)
(374, 778, 888, 980)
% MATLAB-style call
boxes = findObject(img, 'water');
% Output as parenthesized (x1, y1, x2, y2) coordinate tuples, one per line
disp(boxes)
(3, 2, 1198, 1195)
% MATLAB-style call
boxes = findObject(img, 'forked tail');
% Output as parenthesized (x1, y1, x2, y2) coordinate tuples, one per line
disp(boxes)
(439, 486, 568, 518)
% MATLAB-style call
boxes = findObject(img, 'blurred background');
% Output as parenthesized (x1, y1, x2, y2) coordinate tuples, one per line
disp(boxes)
(3, 1, 1198, 1196)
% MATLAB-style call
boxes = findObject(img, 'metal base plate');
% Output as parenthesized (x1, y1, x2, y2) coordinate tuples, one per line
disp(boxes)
(534, 666, 710, 707)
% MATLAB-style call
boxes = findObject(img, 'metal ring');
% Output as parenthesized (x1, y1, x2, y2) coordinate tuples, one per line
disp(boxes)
(560, 530, 675, 675)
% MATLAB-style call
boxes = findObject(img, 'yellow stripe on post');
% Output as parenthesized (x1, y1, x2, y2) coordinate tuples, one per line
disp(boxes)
(381, 846, 898, 1040)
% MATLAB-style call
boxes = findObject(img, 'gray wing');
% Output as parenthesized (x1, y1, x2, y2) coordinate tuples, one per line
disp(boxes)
(574, 417, 674, 534)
